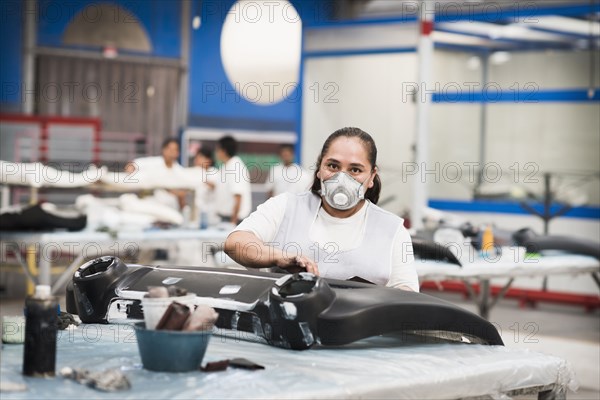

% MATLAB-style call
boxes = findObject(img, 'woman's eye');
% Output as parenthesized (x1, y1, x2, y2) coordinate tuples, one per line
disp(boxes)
(350, 167, 362, 174)
(327, 163, 339, 170)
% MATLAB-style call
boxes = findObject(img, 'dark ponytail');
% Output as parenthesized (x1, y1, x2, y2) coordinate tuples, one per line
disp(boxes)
(310, 127, 382, 204)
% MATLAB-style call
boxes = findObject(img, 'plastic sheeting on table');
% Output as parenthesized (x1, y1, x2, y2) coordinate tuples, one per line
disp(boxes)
(0, 160, 202, 190)
(0, 324, 576, 399)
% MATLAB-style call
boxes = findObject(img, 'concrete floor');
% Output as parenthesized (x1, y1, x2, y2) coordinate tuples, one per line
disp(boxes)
(1, 289, 598, 399)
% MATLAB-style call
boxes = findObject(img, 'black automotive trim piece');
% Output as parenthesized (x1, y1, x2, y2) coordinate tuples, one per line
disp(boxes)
(412, 237, 462, 266)
(68, 257, 503, 349)
(513, 228, 600, 259)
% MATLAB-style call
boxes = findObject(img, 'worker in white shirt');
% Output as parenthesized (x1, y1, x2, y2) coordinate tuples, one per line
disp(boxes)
(265, 144, 312, 198)
(224, 127, 418, 291)
(192, 147, 217, 226)
(127, 138, 187, 210)
(214, 136, 252, 225)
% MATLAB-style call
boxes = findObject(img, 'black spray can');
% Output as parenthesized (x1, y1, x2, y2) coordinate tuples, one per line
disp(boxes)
(23, 285, 58, 377)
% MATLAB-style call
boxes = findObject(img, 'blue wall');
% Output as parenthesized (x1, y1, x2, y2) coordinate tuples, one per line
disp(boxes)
(187, 0, 334, 131)
(0, 0, 181, 113)
(1, 0, 23, 112)
(36, 0, 181, 58)
(1, 0, 333, 132)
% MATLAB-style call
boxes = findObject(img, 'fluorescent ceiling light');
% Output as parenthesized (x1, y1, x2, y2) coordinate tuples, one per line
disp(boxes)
(490, 51, 511, 64)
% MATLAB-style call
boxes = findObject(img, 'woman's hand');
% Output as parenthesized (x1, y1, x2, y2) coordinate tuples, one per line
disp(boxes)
(225, 231, 319, 276)
(275, 255, 320, 276)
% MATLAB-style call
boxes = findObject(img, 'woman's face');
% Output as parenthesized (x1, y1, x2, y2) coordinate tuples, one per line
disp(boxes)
(317, 137, 376, 188)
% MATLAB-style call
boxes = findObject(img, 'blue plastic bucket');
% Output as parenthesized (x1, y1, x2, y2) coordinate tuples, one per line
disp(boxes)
(134, 323, 212, 372)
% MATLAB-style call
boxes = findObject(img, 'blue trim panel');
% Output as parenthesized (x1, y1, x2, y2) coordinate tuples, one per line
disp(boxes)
(303, 47, 416, 58)
(432, 89, 600, 103)
(429, 199, 600, 220)
(434, 27, 575, 50)
(296, 30, 305, 164)
(305, 15, 417, 28)
(303, 41, 585, 58)
(433, 43, 494, 53)
(435, 3, 599, 24)
(187, 115, 296, 131)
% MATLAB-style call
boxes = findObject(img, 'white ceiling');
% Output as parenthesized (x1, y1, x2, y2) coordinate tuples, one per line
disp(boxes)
(353, 0, 600, 51)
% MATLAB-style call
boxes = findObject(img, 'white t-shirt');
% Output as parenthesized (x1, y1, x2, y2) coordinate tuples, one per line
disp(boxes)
(132, 156, 184, 173)
(184, 166, 217, 215)
(132, 156, 184, 210)
(265, 163, 313, 197)
(235, 194, 419, 291)
(214, 156, 252, 219)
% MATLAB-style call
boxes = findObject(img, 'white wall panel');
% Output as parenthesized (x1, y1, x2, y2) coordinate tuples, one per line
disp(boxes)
(301, 47, 599, 209)
(429, 51, 484, 200)
(489, 50, 600, 89)
(302, 53, 418, 214)
(304, 23, 418, 52)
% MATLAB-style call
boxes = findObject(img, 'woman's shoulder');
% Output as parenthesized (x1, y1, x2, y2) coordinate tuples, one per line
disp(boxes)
(290, 191, 321, 205)
(367, 201, 405, 225)
(293, 190, 317, 198)
(274, 191, 320, 213)
(258, 191, 309, 211)
(284, 191, 318, 201)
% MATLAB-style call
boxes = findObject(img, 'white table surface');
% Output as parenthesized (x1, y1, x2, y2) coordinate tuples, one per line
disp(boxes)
(415, 254, 599, 319)
(416, 255, 600, 280)
(1, 228, 232, 289)
(0, 324, 576, 399)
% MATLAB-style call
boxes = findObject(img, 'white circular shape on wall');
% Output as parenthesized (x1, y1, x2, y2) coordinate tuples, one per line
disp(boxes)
(220, 0, 302, 105)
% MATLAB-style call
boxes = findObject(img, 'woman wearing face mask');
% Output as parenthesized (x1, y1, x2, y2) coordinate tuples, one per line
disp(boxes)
(224, 127, 418, 291)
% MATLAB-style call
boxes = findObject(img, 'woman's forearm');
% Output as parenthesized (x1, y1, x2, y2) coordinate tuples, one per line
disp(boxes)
(224, 231, 285, 269)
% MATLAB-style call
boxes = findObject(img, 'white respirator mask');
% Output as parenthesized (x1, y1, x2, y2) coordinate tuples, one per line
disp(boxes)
(320, 172, 369, 210)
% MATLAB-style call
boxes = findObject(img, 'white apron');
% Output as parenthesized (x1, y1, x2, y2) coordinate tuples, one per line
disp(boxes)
(272, 192, 401, 285)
